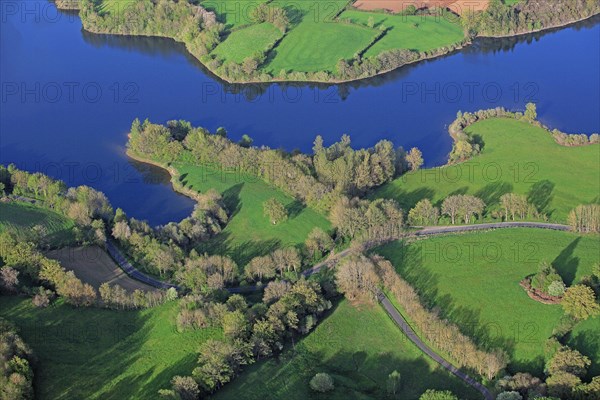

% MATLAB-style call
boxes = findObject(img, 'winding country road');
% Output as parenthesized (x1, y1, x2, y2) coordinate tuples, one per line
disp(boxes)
(377, 291, 494, 400)
(106, 221, 571, 400)
(107, 221, 571, 291)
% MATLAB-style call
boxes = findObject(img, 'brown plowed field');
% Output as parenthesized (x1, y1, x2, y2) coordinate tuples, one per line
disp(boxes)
(46, 246, 155, 293)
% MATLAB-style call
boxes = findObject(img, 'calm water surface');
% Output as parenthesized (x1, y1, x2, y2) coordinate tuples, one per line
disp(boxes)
(1, 2, 599, 224)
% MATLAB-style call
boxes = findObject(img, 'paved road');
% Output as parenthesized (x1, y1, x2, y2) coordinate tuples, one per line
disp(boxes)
(377, 292, 494, 400)
(106, 221, 571, 292)
(104, 221, 571, 398)
(416, 221, 570, 236)
(106, 240, 180, 290)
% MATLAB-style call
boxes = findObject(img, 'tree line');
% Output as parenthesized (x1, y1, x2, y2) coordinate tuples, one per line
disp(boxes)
(0, 318, 34, 400)
(80, 0, 224, 62)
(0, 164, 112, 247)
(462, 0, 600, 38)
(366, 254, 509, 381)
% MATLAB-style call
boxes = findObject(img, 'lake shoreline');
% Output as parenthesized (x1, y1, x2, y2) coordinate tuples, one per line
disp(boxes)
(55, 1, 600, 85)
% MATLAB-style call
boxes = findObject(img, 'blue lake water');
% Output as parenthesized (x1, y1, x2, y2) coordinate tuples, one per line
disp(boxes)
(1, 1, 599, 225)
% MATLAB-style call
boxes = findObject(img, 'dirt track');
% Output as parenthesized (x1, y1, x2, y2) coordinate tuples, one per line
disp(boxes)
(353, 0, 489, 15)
(46, 246, 156, 293)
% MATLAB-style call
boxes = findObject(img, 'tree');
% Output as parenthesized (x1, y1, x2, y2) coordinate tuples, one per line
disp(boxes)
(170, 376, 200, 400)
(546, 346, 591, 377)
(546, 371, 581, 399)
(112, 221, 131, 240)
(568, 204, 600, 233)
(419, 389, 459, 400)
(309, 373, 334, 393)
(367, 16, 375, 28)
(524, 102, 537, 121)
(408, 199, 439, 226)
(263, 198, 287, 225)
(497, 372, 546, 398)
(245, 256, 276, 282)
(496, 392, 523, 400)
(0, 267, 19, 292)
(406, 147, 424, 171)
(561, 285, 600, 320)
(238, 134, 253, 148)
(222, 310, 249, 340)
(304, 227, 334, 259)
(263, 280, 291, 304)
(242, 57, 259, 75)
(335, 255, 380, 302)
(387, 370, 401, 395)
(547, 280, 566, 297)
(441, 195, 462, 225)
(194, 339, 253, 392)
(271, 247, 301, 274)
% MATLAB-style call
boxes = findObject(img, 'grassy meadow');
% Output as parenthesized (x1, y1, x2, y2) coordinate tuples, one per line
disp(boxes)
(374, 118, 600, 223)
(175, 163, 331, 265)
(0, 296, 221, 400)
(376, 228, 600, 375)
(214, 300, 480, 400)
(201, 0, 467, 74)
(212, 23, 283, 63)
(0, 202, 76, 247)
(340, 10, 465, 58)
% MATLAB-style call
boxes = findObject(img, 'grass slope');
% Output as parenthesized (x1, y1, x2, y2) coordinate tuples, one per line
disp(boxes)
(0, 202, 76, 247)
(212, 23, 283, 63)
(376, 228, 600, 374)
(214, 300, 480, 399)
(374, 118, 600, 223)
(175, 163, 331, 265)
(340, 10, 465, 57)
(0, 296, 220, 400)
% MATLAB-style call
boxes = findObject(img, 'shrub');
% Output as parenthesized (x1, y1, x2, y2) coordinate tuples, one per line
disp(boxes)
(309, 373, 334, 393)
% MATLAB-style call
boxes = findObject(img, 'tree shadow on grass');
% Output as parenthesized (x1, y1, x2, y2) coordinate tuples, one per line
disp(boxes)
(568, 326, 600, 378)
(475, 182, 513, 208)
(527, 180, 555, 217)
(197, 231, 282, 267)
(222, 183, 244, 219)
(552, 237, 581, 286)
(376, 186, 436, 213)
(285, 200, 305, 220)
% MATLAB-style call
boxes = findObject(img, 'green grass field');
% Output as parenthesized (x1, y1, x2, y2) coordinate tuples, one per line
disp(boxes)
(374, 118, 600, 223)
(569, 316, 600, 379)
(265, 20, 377, 73)
(175, 163, 331, 265)
(0, 296, 221, 400)
(214, 299, 479, 399)
(376, 228, 600, 375)
(0, 202, 76, 247)
(212, 23, 283, 63)
(340, 11, 465, 58)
